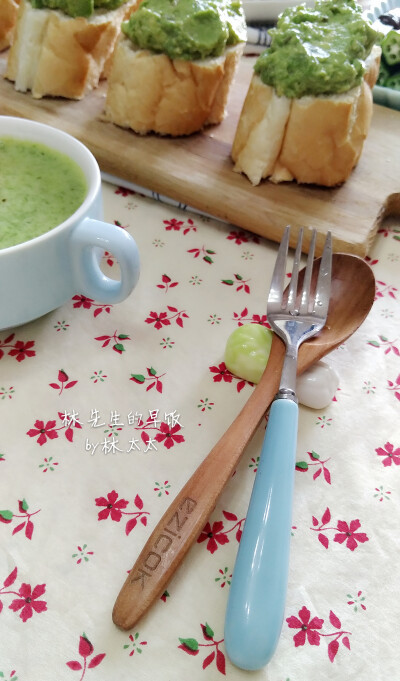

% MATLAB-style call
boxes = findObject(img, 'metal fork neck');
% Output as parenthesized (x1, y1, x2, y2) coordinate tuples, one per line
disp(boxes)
(277, 344, 298, 400)
(275, 387, 297, 402)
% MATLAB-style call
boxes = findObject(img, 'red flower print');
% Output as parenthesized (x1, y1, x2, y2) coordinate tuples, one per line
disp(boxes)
(95, 492, 149, 535)
(49, 369, 78, 395)
(79, 635, 94, 658)
(9, 583, 47, 622)
(156, 274, 179, 292)
(286, 607, 351, 662)
(227, 230, 249, 245)
(95, 490, 129, 522)
(145, 311, 171, 329)
(73, 295, 111, 317)
(123, 631, 148, 656)
(8, 340, 36, 362)
(0, 334, 36, 362)
(286, 606, 324, 647)
(310, 508, 369, 551)
(209, 362, 233, 383)
(197, 521, 229, 554)
(155, 422, 185, 449)
(72, 295, 94, 309)
(26, 420, 58, 446)
(178, 623, 225, 674)
(252, 314, 268, 326)
(333, 520, 369, 551)
(95, 331, 129, 352)
(232, 307, 270, 327)
(145, 307, 187, 329)
(115, 186, 134, 197)
(163, 218, 184, 230)
(375, 442, 400, 467)
(66, 633, 106, 675)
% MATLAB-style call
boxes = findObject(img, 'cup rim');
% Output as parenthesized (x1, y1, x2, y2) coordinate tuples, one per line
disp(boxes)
(0, 115, 100, 254)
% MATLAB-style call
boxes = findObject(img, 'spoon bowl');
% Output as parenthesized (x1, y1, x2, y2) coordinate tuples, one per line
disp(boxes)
(112, 253, 375, 631)
(294, 252, 375, 373)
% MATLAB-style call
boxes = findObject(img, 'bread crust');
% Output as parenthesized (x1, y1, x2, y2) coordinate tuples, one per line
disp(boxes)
(0, 0, 19, 51)
(232, 44, 381, 186)
(5, 0, 140, 99)
(104, 36, 244, 136)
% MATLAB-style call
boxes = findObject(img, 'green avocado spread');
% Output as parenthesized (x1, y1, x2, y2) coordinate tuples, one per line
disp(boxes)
(254, 0, 381, 98)
(121, 0, 247, 61)
(30, 0, 126, 18)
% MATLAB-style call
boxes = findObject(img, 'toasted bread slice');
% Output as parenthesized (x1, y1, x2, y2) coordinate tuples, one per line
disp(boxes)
(5, 0, 140, 98)
(104, 36, 244, 136)
(0, 0, 19, 51)
(232, 44, 381, 186)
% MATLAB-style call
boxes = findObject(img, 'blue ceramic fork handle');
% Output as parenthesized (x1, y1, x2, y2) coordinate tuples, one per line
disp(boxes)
(224, 397, 298, 671)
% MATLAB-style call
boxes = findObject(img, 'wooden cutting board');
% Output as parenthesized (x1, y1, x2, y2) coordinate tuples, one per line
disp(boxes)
(1, 52, 399, 256)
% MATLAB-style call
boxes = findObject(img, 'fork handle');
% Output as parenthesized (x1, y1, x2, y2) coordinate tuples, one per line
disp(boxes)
(224, 397, 298, 671)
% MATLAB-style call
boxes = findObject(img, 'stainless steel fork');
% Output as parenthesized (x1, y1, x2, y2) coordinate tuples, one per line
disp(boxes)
(224, 226, 332, 671)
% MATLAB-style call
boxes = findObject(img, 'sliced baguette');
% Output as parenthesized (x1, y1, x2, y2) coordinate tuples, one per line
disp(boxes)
(0, 0, 19, 51)
(104, 35, 244, 136)
(232, 44, 381, 186)
(5, 0, 140, 99)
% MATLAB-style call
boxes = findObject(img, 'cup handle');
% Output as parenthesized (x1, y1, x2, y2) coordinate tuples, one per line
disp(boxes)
(70, 218, 140, 303)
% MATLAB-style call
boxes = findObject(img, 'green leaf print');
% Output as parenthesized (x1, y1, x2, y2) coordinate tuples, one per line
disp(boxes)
(131, 374, 146, 383)
(204, 622, 214, 638)
(179, 637, 199, 651)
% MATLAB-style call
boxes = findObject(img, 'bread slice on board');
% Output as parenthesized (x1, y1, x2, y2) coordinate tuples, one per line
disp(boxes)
(104, 36, 244, 136)
(5, 0, 140, 99)
(0, 0, 19, 51)
(232, 44, 382, 187)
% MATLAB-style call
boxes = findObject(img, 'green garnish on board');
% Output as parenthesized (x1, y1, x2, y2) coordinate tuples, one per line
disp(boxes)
(371, 9, 400, 92)
(30, 0, 127, 18)
(381, 30, 400, 66)
(121, 0, 247, 61)
(254, 0, 381, 98)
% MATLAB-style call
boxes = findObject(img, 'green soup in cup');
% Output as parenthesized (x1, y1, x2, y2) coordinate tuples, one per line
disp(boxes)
(0, 115, 140, 330)
(0, 137, 88, 249)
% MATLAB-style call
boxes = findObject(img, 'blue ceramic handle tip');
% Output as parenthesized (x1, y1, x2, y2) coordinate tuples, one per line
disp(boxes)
(224, 397, 298, 671)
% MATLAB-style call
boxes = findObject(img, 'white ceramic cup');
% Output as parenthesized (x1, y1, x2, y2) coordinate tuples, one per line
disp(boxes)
(0, 115, 140, 330)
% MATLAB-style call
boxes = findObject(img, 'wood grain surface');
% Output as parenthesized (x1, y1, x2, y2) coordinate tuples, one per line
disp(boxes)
(1, 52, 399, 256)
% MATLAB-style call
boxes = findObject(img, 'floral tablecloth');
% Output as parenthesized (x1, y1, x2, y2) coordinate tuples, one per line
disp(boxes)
(0, 181, 399, 681)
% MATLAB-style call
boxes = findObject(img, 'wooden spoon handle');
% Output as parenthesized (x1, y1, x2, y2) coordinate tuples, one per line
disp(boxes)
(112, 338, 285, 630)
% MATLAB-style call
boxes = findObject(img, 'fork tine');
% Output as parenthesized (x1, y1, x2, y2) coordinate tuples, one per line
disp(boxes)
(314, 231, 332, 317)
(286, 228, 303, 313)
(268, 225, 290, 308)
(299, 229, 316, 315)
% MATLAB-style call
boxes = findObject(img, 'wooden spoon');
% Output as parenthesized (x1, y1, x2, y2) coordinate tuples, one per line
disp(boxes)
(113, 253, 375, 630)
